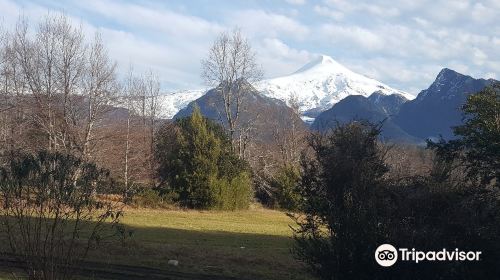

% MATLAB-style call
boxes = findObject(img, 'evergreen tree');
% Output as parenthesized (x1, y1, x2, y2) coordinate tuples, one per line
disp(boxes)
(270, 165, 301, 210)
(156, 106, 251, 209)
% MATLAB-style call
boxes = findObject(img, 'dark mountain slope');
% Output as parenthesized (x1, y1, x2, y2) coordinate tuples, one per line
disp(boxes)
(174, 83, 306, 144)
(368, 91, 408, 116)
(312, 94, 418, 143)
(394, 68, 497, 139)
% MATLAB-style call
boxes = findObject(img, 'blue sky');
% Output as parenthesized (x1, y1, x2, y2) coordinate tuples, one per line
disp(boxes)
(1, 0, 499, 95)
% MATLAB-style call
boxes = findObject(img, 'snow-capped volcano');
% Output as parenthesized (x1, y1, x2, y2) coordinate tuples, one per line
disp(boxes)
(157, 54, 413, 119)
(256, 55, 414, 117)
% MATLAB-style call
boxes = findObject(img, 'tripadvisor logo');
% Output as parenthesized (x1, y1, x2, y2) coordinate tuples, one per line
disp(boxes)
(375, 244, 482, 267)
(375, 244, 398, 267)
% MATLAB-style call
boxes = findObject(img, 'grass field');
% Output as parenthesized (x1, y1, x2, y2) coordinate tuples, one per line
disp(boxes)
(0, 205, 313, 279)
(83, 206, 313, 280)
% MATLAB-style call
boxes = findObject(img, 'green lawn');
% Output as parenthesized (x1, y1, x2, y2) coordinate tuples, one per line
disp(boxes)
(0, 272, 21, 280)
(84, 206, 313, 280)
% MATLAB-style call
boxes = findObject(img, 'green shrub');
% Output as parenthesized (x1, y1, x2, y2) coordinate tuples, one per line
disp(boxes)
(131, 188, 177, 209)
(214, 171, 253, 210)
(271, 166, 301, 211)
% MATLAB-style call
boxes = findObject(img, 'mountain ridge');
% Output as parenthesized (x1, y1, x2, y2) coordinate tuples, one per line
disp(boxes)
(158, 54, 412, 119)
(173, 82, 306, 145)
(394, 68, 497, 139)
(312, 92, 418, 143)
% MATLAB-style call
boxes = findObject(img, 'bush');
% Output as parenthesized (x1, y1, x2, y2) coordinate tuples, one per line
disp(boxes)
(291, 121, 389, 280)
(156, 106, 252, 210)
(270, 166, 301, 211)
(384, 176, 500, 279)
(293, 118, 500, 279)
(213, 171, 253, 210)
(131, 188, 177, 209)
(0, 150, 122, 280)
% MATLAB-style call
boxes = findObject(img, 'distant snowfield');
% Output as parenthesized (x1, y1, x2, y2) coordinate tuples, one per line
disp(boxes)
(157, 89, 205, 119)
(157, 55, 414, 119)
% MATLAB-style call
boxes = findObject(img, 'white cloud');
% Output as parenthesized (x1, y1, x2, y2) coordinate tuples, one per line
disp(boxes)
(229, 10, 309, 41)
(98, 28, 200, 87)
(313, 5, 344, 20)
(322, 0, 399, 17)
(74, 0, 224, 39)
(0, 0, 223, 90)
(472, 48, 488, 66)
(471, 3, 497, 24)
(285, 0, 306, 5)
(446, 61, 470, 75)
(0, 0, 21, 26)
(345, 56, 440, 95)
(256, 38, 313, 78)
(424, 0, 470, 23)
(1, 0, 498, 93)
(320, 24, 384, 51)
(412, 17, 431, 28)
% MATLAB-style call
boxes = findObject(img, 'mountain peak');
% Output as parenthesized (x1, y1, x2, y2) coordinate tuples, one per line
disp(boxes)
(293, 54, 348, 74)
(416, 68, 468, 101)
(435, 68, 463, 81)
(429, 68, 473, 93)
(257, 55, 411, 117)
(415, 68, 497, 104)
(396, 69, 496, 140)
(317, 54, 336, 64)
(438, 67, 456, 75)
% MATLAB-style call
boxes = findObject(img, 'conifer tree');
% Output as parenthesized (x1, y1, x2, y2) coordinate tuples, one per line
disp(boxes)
(156, 106, 251, 209)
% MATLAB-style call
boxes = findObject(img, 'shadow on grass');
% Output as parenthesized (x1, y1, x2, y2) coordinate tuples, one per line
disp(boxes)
(125, 224, 294, 247)
(0, 216, 312, 280)
(91, 225, 311, 280)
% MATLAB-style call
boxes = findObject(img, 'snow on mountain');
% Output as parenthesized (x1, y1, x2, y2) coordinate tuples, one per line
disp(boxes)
(256, 55, 414, 117)
(157, 89, 205, 119)
(156, 54, 413, 119)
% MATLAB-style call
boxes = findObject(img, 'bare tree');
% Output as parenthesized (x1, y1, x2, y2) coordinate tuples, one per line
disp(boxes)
(0, 23, 10, 155)
(272, 95, 304, 167)
(201, 28, 262, 157)
(10, 15, 58, 151)
(53, 16, 86, 152)
(0, 22, 33, 157)
(120, 68, 160, 189)
(1, 17, 48, 155)
(0, 13, 161, 187)
(0, 16, 126, 280)
(122, 66, 136, 194)
(131, 70, 160, 186)
(3, 15, 117, 160)
(80, 32, 118, 160)
(238, 114, 258, 160)
(145, 70, 160, 186)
